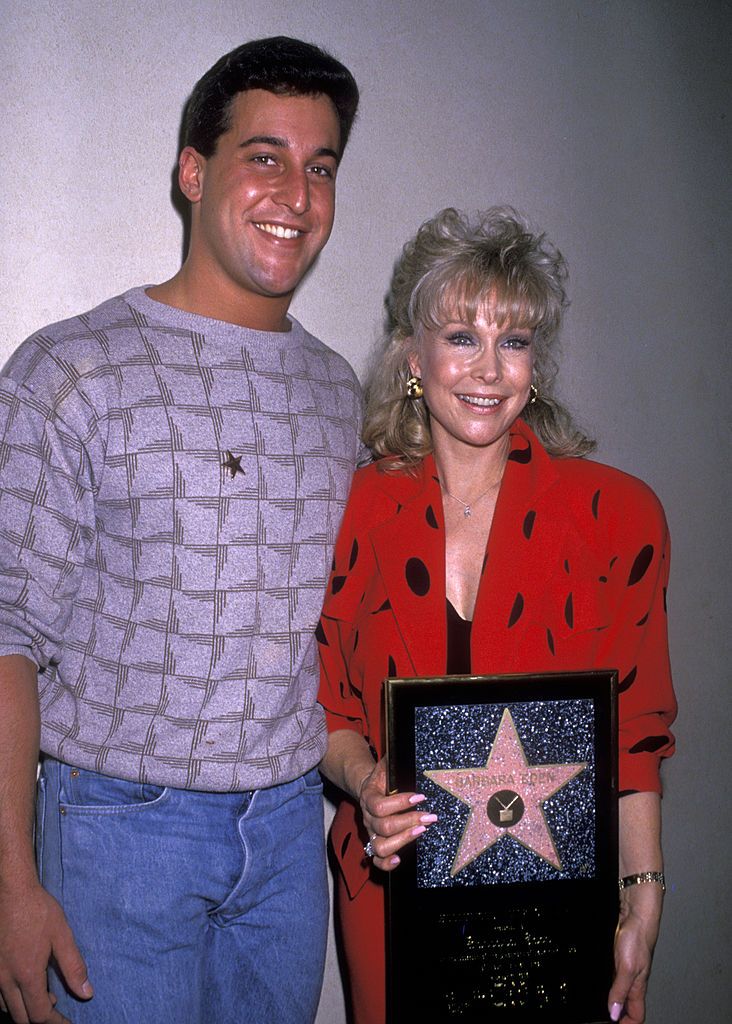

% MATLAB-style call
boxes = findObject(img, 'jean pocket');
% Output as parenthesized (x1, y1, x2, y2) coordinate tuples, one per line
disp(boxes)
(61, 766, 168, 814)
(302, 767, 324, 795)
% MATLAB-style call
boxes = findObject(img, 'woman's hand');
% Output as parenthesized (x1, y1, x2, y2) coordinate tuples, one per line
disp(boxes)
(357, 757, 437, 872)
(608, 884, 663, 1023)
(609, 792, 665, 1023)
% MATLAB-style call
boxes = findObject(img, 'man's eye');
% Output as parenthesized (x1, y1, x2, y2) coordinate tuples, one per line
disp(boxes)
(251, 154, 277, 166)
(309, 164, 335, 179)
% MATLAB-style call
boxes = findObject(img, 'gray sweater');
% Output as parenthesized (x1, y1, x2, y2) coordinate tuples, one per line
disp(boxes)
(0, 288, 362, 791)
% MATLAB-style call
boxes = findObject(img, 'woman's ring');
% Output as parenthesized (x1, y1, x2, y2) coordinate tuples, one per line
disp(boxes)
(364, 835, 377, 858)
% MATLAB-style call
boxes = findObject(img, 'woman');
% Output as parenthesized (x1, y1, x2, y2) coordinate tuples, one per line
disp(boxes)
(317, 208, 675, 1024)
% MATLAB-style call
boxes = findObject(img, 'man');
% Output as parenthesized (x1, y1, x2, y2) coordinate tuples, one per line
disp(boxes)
(0, 37, 360, 1024)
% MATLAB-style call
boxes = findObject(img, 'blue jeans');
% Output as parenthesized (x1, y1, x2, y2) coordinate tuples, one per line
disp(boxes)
(36, 758, 328, 1024)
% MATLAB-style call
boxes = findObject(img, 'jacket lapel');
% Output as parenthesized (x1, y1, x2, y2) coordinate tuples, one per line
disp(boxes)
(472, 422, 571, 669)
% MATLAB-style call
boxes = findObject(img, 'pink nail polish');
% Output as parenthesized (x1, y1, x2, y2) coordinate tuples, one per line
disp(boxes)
(409, 793, 426, 805)
(610, 1002, 622, 1021)
(420, 813, 438, 824)
(390, 855, 400, 866)
(411, 824, 426, 837)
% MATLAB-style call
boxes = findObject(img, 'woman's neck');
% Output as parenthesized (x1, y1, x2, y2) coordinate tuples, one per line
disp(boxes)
(432, 431, 510, 502)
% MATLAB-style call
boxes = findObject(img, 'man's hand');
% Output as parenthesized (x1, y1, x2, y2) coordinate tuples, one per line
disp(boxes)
(0, 880, 92, 1024)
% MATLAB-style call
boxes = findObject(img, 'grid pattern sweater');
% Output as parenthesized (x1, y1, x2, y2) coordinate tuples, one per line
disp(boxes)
(0, 287, 362, 791)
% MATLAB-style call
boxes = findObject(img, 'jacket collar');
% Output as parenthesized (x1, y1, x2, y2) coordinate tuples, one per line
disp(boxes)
(367, 420, 572, 675)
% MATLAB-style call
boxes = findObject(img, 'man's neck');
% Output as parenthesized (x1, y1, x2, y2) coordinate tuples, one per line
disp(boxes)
(147, 265, 293, 332)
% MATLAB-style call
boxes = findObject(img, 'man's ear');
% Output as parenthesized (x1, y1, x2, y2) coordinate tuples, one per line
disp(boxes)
(178, 146, 206, 203)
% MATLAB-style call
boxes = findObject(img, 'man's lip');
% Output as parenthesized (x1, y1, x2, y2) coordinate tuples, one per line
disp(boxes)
(253, 221, 307, 239)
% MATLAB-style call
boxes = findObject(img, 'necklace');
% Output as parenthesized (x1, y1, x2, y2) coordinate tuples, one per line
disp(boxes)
(442, 482, 497, 517)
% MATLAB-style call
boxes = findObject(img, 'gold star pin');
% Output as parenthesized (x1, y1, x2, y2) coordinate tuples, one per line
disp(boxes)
(222, 450, 244, 479)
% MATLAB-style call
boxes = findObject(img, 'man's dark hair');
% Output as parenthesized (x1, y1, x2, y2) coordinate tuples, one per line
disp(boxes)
(182, 36, 359, 158)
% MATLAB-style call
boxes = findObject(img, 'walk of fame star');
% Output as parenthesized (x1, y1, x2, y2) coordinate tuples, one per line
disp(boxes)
(424, 707, 586, 877)
(222, 450, 244, 479)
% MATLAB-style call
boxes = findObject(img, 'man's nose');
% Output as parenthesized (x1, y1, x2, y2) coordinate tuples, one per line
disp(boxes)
(273, 167, 310, 215)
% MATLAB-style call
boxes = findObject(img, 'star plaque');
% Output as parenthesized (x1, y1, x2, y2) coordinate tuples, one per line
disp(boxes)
(425, 707, 587, 876)
(384, 672, 618, 1024)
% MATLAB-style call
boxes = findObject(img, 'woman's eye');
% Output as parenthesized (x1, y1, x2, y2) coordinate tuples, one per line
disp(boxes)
(446, 332, 475, 347)
(503, 335, 532, 350)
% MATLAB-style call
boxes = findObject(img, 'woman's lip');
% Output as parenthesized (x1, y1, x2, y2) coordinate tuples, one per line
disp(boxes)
(457, 394, 503, 407)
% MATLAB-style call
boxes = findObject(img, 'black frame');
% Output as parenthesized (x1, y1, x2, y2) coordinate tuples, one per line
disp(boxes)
(385, 670, 618, 1024)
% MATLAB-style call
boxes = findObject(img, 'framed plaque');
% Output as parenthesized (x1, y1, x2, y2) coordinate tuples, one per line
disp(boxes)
(385, 670, 618, 1024)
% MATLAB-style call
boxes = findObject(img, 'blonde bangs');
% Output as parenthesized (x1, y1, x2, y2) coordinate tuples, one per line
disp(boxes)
(410, 258, 554, 335)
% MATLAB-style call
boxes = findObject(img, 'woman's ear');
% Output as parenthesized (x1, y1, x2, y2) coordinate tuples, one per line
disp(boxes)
(406, 339, 421, 378)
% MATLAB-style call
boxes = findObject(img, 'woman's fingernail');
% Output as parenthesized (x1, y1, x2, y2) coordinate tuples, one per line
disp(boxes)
(610, 1002, 622, 1021)
(390, 856, 401, 866)
(420, 813, 438, 824)
(409, 794, 426, 805)
(411, 824, 427, 837)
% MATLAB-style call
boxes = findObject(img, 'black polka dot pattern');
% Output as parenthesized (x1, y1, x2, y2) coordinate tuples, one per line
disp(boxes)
(619, 666, 637, 693)
(507, 593, 524, 628)
(628, 545, 654, 586)
(341, 833, 351, 858)
(315, 620, 328, 646)
(405, 557, 430, 596)
(349, 538, 359, 569)
(388, 655, 397, 676)
(591, 489, 601, 520)
(332, 575, 346, 595)
(508, 443, 532, 464)
(425, 504, 439, 529)
(629, 735, 668, 754)
(546, 628, 555, 655)
(522, 510, 536, 539)
(372, 598, 391, 614)
(564, 593, 574, 629)
(636, 612, 649, 626)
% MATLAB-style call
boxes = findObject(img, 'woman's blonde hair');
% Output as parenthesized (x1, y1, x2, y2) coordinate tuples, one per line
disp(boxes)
(363, 207, 595, 467)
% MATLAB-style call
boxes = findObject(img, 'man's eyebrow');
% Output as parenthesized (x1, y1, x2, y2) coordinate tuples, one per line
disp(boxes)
(239, 135, 339, 162)
(239, 135, 288, 149)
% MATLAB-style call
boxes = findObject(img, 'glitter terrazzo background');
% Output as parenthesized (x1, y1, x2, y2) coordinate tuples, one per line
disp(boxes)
(415, 699, 596, 888)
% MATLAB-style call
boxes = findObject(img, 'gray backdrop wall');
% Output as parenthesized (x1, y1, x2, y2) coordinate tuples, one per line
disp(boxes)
(2, 1, 729, 1021)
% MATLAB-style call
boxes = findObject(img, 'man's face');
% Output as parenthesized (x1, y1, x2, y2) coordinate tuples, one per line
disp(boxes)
(181, 89, 340, 320)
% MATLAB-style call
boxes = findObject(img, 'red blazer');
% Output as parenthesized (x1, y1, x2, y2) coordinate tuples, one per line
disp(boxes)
(317, 419, 676, 898)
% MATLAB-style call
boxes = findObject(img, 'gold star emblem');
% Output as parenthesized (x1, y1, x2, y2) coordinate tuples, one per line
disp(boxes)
(222, 450, 244, 479)
(425, 708, 586, 876)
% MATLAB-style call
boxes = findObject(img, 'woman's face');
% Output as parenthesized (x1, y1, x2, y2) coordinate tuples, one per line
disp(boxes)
(408, 309, 534, 456)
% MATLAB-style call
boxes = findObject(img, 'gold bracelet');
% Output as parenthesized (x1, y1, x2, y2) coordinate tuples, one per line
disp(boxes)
(618, 871, 666, 894)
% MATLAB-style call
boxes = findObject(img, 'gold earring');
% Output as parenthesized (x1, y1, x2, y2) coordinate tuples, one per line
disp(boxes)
(528, 383, 538, 405)
(406, 375, 424, 399)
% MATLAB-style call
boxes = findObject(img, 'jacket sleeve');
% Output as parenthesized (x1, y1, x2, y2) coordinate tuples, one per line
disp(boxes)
(599, 478, 676, 794)
(316, 472, 374, 739)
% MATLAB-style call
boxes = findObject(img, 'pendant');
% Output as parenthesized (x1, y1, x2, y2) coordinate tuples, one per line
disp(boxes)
(464, 506, 471, 517)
